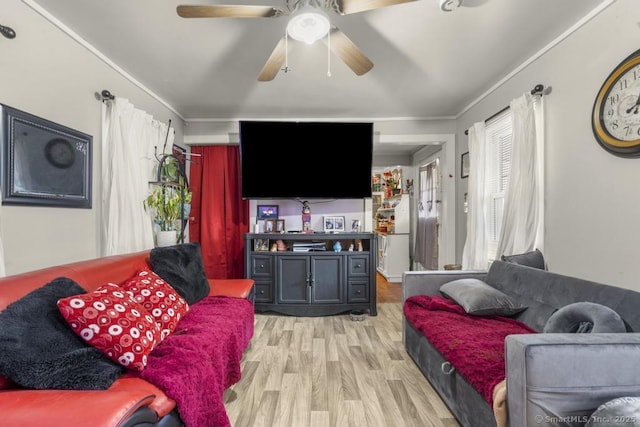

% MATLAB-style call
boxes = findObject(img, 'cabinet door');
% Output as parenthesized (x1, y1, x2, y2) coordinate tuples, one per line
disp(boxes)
(311, 256, 344, 304)
(277, 256, 310, 304)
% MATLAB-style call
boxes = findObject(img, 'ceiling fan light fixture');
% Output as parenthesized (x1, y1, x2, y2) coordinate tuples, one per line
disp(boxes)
(287, 7, 330, 44)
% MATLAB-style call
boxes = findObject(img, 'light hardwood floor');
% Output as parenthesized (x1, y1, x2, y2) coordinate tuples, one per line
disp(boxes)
(223, 274, 459, 427)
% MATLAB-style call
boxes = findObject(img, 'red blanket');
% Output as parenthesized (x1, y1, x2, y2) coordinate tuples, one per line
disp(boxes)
(139, 296, 254, 427)
(404, 295, 535, 405)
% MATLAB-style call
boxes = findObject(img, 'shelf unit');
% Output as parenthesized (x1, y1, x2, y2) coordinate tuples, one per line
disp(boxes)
(244, 232, 377, 316)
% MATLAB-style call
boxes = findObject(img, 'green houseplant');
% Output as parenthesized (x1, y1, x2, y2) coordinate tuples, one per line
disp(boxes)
(144, 185, 191, 232)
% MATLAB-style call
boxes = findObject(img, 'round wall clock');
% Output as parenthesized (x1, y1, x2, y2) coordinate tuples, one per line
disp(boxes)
(592, 48, 640, 157)
(44, 138, 76, 169)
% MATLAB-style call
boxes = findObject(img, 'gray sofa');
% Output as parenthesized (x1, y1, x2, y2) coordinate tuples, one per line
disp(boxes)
(402, 260, 640, 427)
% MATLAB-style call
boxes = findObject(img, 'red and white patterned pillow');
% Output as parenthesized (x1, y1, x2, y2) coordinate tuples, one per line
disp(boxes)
(120, 269, 190, 342)
(57, 283, 161, 371)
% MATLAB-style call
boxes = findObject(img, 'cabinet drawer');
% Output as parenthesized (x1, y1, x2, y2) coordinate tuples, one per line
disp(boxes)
(254, 282, 273, 303)
(348, 280, 369, 303)
(348, 256, 369, 276)
(251, 256, 272, 276)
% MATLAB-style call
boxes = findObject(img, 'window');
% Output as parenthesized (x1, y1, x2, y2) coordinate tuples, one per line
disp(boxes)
(485, 110, 513, 261)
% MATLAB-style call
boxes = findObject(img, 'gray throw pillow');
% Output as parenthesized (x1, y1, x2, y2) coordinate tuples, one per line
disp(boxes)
(543, 302, 627, 333)
(501, 249, 547, 270)
(440, 278, 527, 316)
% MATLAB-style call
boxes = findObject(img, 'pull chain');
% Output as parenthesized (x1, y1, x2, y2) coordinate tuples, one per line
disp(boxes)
(327, 28, 331, 77)
(283, 31, 291, 73)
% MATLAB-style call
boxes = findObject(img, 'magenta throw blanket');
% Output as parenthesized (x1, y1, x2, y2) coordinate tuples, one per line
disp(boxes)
(404, 295, 535, 405)
(139, 296, 254, 427)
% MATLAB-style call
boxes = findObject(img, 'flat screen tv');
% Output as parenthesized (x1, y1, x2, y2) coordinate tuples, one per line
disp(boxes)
(239, 121, 373, 199)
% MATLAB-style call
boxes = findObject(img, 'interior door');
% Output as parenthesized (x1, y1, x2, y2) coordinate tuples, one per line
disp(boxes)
(415, 157, 441, 270)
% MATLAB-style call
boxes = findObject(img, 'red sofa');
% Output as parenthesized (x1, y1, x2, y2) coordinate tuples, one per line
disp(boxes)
(0, 250, 254, 427)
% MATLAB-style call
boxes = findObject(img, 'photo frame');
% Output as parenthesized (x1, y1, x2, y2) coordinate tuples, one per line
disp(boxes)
(0, 104, 92, 208)
(257, 204, 279, 220)
(461, 151, 470, 179)
(351, 219, 361, 232)
(275, 219, 285, 233)
(324, 216, 345, 232)
(264, 219, 276, 233)
(254, 238, 269, 251)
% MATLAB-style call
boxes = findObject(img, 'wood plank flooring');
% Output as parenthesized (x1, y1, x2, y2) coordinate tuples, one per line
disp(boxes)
(224, 274, 459, 427)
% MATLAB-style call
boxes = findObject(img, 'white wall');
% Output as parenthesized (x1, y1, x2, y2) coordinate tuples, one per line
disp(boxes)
(1, 1, 184, 274)
(456, 0, 640, 290)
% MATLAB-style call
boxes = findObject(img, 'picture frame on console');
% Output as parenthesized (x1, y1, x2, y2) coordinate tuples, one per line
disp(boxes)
(257, 205, 278, 220)
(324, 216, 345, 232)
(264, 219, 276, 233)
(275, 219, 285, 233)
(351, 219, 361, 232)
(0, 104, 92, 208)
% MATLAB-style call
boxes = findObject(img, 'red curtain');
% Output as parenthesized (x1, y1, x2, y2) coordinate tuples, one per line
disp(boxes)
(189, 145, 249, 279)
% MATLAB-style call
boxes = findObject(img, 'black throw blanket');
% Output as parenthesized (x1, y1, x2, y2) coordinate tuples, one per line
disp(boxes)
(0, 277, 124, 390)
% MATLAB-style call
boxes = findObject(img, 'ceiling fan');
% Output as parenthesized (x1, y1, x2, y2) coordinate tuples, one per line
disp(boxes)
(177, 0, 439, 81)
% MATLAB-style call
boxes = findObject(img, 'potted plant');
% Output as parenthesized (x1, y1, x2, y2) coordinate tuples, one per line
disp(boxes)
(144, 184, 192, 246)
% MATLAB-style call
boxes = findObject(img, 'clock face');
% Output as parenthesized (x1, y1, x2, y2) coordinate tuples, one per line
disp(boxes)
(592, 48, 640, 157)
(44, 138, 76, 169)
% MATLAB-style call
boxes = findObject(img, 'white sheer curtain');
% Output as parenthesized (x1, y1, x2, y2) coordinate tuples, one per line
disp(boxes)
(496, 92, 544, 257)
(101, 98, 174, 256)
(462, 122, 489, 270)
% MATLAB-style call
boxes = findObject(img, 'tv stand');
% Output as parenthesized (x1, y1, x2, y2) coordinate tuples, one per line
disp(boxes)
(244, 232, 377, 316)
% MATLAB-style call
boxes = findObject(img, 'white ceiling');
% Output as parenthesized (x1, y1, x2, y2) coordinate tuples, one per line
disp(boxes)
(29, 0, 606, 154)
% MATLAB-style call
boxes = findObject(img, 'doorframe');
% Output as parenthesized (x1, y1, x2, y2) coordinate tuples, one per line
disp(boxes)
(411, 134, 455, 268)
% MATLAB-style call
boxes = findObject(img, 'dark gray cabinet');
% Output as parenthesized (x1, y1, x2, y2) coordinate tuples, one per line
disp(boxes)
(244, 232, 377, 316)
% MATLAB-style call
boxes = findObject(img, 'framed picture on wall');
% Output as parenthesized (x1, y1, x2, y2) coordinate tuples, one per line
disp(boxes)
(461, 151, 470, 179)
(0, 103, 92, 208)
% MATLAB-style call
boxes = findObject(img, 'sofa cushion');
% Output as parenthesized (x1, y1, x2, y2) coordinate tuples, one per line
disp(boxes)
(440, 278, 527, 316)
(58, 283, 161, 371)
(121, 269, 190, 342)
(501, 249, 546, 270)
(0, 277, 123, 389)
(543, 302, 626, 333)
(149, 243, 210, 305)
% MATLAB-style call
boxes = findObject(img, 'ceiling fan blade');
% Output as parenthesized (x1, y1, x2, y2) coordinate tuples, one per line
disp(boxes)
(177, 5, 280, 18)
(336, 0, 416, 15)
(257, 37, 287, 81)
(328, 28, 373, 76)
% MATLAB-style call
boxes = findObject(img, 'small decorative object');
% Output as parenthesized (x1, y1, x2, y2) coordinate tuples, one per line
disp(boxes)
(264, 219, 276, 233)
(348, 243, 354, 251)
(351, 219, 361, 232)
(0, 104, 92, 208)
(592, 47, 640, 157)
(461, 151, 470, 178)
(301, 201, 312, 232)
(275, 219, 285, 233)
(270, 243, 278, 252)
(276, 239, 287, 251)
(349, 310, 367, 321)
(257, 205, 279, 220)
(333, 241, 342, 252)
(356, 239, 363, 251)
(324, 216, 345, 232)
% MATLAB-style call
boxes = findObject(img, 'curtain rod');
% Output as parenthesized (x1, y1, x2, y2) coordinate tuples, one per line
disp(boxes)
(464, 83, 546, 135)
(97, 89, 115, 102)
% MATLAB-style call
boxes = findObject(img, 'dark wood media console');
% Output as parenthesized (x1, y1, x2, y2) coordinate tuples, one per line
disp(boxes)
(244, 232, 378, 316)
